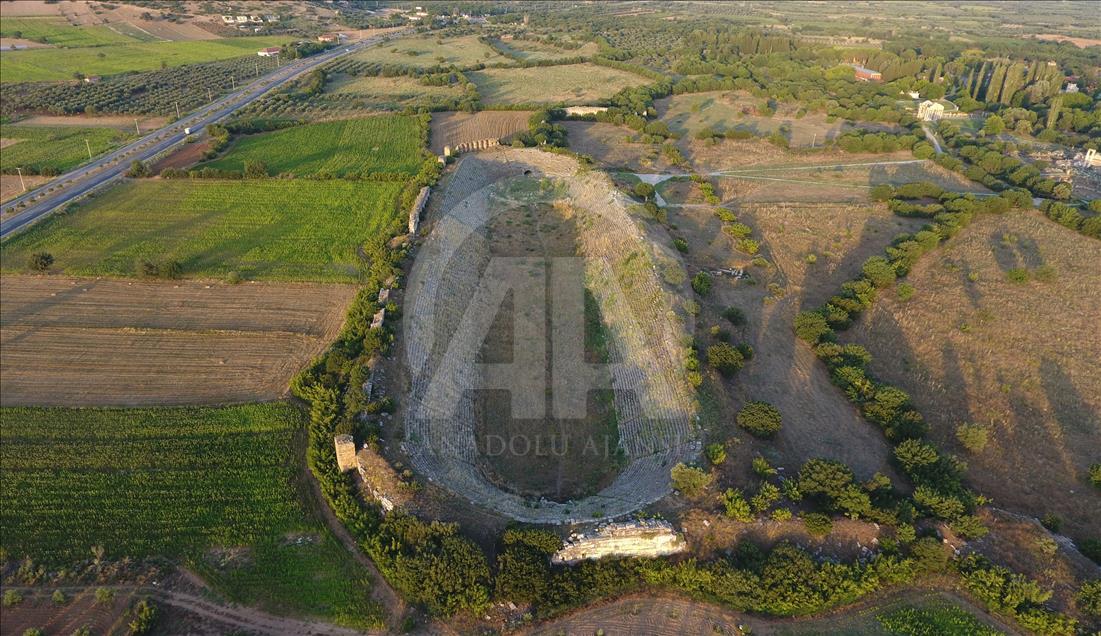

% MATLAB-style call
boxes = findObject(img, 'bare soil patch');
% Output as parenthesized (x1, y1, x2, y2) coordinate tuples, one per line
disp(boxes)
(1031, 33, 1101, 48)
(843, 211, 1101, 537)
(1, 174, 51, 204)
(0, 1, 63, 17)
(473, 183, 621, 502)
(429, 111, 532, 155)
(0, 37, 51, 49)
(671, 201, 921, 483)
(0, 275, 356, 407)
(151, 139, 211, 172)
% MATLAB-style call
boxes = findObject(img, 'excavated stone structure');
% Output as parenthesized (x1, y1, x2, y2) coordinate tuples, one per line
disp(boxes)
(551, 520, 687, 563)
(401, 148, 698, 524)
(334, 434, 357, 473)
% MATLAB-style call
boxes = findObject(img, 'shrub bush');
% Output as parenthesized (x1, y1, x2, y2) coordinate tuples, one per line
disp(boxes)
(737, 401, 782, 438)
(706, 442, 727, 465)
(1078, 580, 1101, 618)
(722, 306, 746, 326)
(671, 463, 713, 498)
(802, 512, 833, 537)
(707, 342, 745, 377)
(721, 488, 753, 521)
(794, 311, 831, 343)
(862, 256, 897, 288)
(28, 252, 53, 271)
(692, 271, 713, 295)
(955, 423, 989, 453)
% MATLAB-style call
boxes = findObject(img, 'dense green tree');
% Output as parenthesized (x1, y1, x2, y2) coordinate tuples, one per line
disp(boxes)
(737, 401, 783, 438)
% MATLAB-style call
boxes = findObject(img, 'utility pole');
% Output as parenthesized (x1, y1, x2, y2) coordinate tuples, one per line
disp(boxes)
(255, 60, 259, 77)
(174, 101, 181, 119)
(208, 88, 212, 102)
(85, 138, 93, 160)
(134, 118, 140, 135)
(811, 133, 816, 148)
(16, 167, 26, 192)
(231, 76, 236, 90)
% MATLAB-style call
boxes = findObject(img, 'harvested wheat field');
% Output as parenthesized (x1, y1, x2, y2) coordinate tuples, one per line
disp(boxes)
(0, 275, 356, 406)
(672, 201, 924, 483)
(429, 111, 532, 155)
(844, 211, 1101, 537)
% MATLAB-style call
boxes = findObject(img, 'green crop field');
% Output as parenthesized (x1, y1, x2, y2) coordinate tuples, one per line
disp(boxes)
(0, 36, 292, 83)
(1, 124, 132, 174)
(0, 16, 147, 47)
(351, 33, 508, 68)
(202, 115, 426, 177)
(0, 403, 382, 628)
(468, 63, 650, 105)
(0, 179, 405, 282)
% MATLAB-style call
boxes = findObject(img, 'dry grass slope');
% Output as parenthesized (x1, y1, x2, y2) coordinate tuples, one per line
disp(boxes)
(845, 210, 1101, 536)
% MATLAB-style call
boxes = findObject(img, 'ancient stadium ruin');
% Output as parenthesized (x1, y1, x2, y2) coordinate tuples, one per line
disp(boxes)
(402, 148, 699, 524)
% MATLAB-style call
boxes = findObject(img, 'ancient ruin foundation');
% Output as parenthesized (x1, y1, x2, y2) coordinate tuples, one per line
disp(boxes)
(401, 148, 698, 524)
(552, 520, 688, 563)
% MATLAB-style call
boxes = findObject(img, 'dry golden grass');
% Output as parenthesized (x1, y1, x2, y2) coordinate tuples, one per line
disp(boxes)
(845, 210, 1101, 537)
(672, 201, 923, 484)
(0, 275, 356, 406)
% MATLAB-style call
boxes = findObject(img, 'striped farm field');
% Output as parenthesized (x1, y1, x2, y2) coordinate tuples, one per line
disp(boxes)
(201, 115, 426, 178)
(1, 123, 133, 174)
(0, 179, 405, 282)
(0, 16, 147, 48)
(0, 275, 357, 407)
(0, 402, 383, 628)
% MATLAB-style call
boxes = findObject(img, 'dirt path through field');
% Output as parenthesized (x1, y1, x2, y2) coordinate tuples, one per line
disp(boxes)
(304, 466, 410, 630)
(0, 585, 375, 636)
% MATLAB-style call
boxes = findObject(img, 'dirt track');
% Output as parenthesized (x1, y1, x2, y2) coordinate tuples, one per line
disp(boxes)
(0, 585, 373, 636)
(0, 275, 356, 407)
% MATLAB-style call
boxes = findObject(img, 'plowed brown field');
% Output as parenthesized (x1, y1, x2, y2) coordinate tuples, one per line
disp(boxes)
(429, 111, 532, 155)
(0, 275, 355, 406)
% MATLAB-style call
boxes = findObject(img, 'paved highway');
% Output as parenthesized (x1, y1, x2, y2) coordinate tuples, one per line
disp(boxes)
(0, 32, 404, 240)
